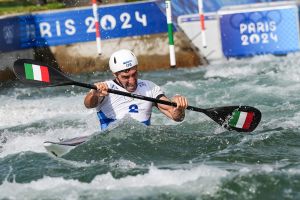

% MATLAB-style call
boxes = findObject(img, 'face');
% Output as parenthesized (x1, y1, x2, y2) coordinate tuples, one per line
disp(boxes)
(114, 66, 138, 92)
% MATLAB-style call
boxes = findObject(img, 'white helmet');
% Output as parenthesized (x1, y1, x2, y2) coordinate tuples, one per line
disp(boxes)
(109, 49, 138, 73)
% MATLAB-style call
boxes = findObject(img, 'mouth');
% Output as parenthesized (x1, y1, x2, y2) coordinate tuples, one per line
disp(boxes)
(126, 85, 136, 92)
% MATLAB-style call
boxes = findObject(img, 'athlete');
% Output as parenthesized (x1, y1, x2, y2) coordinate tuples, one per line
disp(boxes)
(84, 49, 188, 130)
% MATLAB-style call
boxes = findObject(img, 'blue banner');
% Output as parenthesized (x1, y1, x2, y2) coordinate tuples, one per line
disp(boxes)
(0, 1, 167, 52)
(220, 6, 300, 57)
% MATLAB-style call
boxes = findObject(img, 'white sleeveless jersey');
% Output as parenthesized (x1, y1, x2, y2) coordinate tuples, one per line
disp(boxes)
(95, 79, 164, 130)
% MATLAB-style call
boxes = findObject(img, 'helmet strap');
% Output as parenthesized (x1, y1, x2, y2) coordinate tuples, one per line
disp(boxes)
(114, 75, 126, 89)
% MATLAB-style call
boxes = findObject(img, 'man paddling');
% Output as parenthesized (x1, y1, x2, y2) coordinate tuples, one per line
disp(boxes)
(84, 49, 188, 130)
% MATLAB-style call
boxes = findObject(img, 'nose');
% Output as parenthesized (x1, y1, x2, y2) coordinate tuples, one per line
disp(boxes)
(128, 76, 136, 84)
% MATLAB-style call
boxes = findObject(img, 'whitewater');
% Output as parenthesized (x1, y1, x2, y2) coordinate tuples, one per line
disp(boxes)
(1, 53, 300, 199)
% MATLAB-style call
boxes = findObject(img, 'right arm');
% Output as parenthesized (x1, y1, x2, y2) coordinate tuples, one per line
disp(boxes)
(84, 82, 109, 108)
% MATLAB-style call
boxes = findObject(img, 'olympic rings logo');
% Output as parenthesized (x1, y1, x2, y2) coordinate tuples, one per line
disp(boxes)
(229, 10, 282, 31)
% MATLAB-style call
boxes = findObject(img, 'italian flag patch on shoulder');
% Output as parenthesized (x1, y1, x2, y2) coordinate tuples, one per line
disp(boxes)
(24, 63, 50, 83)
(229, 111, 254, 129)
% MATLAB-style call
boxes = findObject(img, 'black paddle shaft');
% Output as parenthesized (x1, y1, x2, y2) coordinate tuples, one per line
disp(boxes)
(73, 81, 206, 112)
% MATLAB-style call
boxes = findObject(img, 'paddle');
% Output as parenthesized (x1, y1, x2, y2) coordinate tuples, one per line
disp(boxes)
(13, 59, 261, 132)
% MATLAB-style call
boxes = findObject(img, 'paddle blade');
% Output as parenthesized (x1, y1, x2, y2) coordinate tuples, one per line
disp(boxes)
(13, 59, 73, 87)
(204, 106, 261, 132)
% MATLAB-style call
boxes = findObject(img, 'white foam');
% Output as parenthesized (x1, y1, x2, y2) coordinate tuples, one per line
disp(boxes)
(163, 80, 197, 90)
(0, 165, 228, 199)
(0, 95, 87, 128)
(204, 65, 258, 79)
(0, 125, 94, 158)
(0, 135, 46, 157)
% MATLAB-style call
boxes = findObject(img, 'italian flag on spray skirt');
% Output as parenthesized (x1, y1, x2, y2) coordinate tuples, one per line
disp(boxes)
(24, 63, 50, 83)
(229, 111, 254, 129)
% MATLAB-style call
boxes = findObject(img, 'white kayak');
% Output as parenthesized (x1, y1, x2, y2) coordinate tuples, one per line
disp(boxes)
(44, 136, 89, 157)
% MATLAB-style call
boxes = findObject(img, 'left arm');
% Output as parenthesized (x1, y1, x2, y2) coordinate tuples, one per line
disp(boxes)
(157, 95, 188, 122)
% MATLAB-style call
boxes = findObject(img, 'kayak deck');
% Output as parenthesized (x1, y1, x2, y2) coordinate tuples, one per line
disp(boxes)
(44, 136, 89, 157)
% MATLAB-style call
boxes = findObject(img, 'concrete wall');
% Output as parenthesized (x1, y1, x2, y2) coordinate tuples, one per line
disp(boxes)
(0, 49, 34, 81)
(44, 31, 204, 73)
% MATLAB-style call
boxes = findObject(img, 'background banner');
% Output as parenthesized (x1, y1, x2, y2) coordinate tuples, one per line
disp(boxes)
(0, 1, 167, 52)
(219, 6, 300, 57)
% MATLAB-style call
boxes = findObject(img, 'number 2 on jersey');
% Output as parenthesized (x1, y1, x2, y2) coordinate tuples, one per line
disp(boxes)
(129, 104, 139, 113)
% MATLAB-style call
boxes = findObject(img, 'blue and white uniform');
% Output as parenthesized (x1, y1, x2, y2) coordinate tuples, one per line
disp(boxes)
(95, 79, 164, 130)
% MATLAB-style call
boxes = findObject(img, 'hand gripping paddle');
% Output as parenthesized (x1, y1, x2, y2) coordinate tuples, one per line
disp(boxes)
(13, 59, 262, 132)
